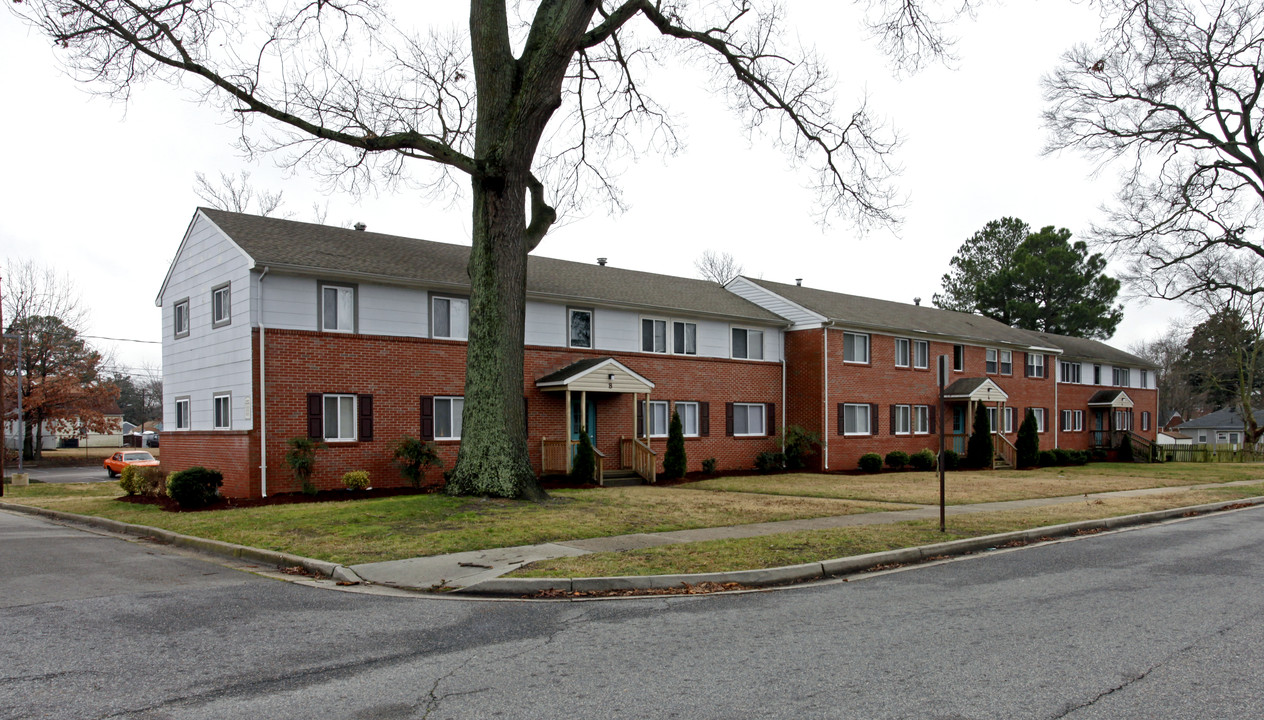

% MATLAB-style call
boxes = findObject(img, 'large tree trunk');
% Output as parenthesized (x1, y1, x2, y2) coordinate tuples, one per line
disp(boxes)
(444, 173, 548, 501)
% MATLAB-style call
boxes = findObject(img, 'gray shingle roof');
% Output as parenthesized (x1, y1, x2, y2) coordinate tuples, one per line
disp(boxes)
(200, 208, 783, 323)
(746, 278, 1056, 348)
(535, 357, 615, 385)
(1177, 407, 1264, 430)
(1087, 389, 1130, 405)
(1020, 330, 1155, 368)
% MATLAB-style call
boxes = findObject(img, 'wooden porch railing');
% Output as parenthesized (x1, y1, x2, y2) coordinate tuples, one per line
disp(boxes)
(540, 437, 606, 484)
(992, 433, 1017, 469)
(620, 436, 658, 483)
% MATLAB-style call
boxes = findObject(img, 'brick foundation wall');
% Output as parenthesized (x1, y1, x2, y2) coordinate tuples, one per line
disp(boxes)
(161, 431, 259, 498)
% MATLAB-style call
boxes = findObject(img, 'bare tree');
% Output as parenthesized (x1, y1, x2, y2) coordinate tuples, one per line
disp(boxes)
(1130, 322, 1196, 421)
(1043, 0, 1264, 302)
(694, 250, 744, 285)
(194, 171, 287, 217)
(13, 0, 902, 499)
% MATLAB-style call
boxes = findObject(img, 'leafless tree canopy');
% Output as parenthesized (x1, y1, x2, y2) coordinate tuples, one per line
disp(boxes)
(694, 249, 743, 284)
(2, 259, 88, 335)
(1043, 0, 1264, 301)
(194, 171, 286, 217)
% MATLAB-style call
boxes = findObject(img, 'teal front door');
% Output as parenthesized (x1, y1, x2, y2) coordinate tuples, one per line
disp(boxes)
(570, 397, 597, 454)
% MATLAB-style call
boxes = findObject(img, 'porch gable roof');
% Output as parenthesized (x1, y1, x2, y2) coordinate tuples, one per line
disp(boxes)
(1087, 390, 1133, 408)
(536, 357, 654, 393)
(942, 377, 1009, 402)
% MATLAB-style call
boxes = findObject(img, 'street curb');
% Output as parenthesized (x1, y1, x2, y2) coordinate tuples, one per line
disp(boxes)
(457, 495, 1264, 596)
(0, 501, 364, 584)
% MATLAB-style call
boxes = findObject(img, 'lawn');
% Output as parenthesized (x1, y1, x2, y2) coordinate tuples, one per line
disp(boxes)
(0, 483, 905, 566)
(509, 482, 1264, 578)
(684, 462, 1264, 505)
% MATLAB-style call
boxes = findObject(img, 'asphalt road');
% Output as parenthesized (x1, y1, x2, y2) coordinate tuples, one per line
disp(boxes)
(1, 506, 1262, 719)
(5, 466, 114, 484)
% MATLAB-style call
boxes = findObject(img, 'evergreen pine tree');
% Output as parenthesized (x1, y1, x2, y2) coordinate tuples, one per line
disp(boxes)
(570, 430, 596, 483)
(967, 403, 994, 469)
(1016, 409, 1040, 467)
(663, 411, 687, 480)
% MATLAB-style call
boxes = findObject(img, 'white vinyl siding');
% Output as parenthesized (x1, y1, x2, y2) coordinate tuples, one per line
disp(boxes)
(323, 395, 357, 442)
(844, 332, 869, 364)
(843, 403, 870, 435)
(435, 397, 464, 440)
(432, 296, 469, 340)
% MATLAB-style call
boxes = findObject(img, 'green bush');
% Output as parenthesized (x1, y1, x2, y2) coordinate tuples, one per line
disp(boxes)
(942, 449, 960, 470)
(858, 453, 883, 473)
(885, 450, 909, 470)
(285, 437, 324, 495)
(1118, 434, 1135, 462)
(782, 425, 820, 471)
(119, 465, 142, 495)
(909, 448, 936, 470)
(121, 465, 168, 496)
(1052, 448, 1073, 466)
(754, 451, 785, 473)
(967, 404, 993, 468)
(1090, 448, 1108, 462)
(1037, 449, 1057, 466)
(342, 470, 370, 491)
(165, 466, 223, 509)
(571, 431, 597, 482)
(1071, 450, 1089, 465)
(701, 458, 717, 474)
(395, 436, 442, 488)
(663, 411, 687, 480)
(1016, 410, 1040, 468)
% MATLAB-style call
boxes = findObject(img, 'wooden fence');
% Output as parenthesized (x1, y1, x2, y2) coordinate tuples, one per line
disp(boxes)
(1161, 443, 1264, 463)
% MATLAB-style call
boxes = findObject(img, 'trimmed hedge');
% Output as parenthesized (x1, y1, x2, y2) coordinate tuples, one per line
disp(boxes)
(885, 450, 909, 470)
(342, 470, 370, 490)
(909, 449, 936, 470)
(858, 453, 883, 473)
(166, 466, 223, 509)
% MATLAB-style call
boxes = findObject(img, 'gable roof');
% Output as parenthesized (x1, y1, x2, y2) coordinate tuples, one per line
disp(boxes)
(1020, 330, 1155, 369)
(194, 208, 782, 324)
(743, 278, 1056, 349)
(943, 377, 1009, 401)
(1177, 407, 1264, 430)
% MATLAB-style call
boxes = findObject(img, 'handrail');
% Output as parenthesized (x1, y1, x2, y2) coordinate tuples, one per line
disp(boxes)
(539, 437, 606, 483)
(992, 433, 1017, 469)
(620, 436, 658, 483)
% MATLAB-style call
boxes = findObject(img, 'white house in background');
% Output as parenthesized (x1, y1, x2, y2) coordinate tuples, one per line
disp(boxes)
(1177, 407, 1264, 446)
(1155, 429, 1192, 446)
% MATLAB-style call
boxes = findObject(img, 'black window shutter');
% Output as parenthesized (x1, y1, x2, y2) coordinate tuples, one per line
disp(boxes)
(929, 406, 937, 434)
(636, 400, 645, 438)
(420, 396, 435, 441)
(725, 402, 734, 437)
(871, 404, 879, 436)
(357, 395, 374, 441)
(837, 403, 845, 435)
(1024, 353, 1031, 377)
(699, 402, 710, 437)
(890, 405, 897, 435)
(765, 404, 775, 436)
(307, 394, 323, 439)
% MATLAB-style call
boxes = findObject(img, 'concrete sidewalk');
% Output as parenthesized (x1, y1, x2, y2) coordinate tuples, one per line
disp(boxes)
(348, 478, 1264, 592)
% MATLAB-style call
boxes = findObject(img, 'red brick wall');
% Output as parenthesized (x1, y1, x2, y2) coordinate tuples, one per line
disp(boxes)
(784, 330, 825, 470)
(161, 431, 258, 498)
(1055, 382, 1159, 451)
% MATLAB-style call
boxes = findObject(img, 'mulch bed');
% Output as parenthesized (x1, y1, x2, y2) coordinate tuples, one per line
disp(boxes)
(117, 485, 441, 512)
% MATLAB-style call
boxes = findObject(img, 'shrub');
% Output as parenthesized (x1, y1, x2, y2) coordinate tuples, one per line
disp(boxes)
(702, 458, 718, 475)
(966, 404, 993, 468)
(1118, 434, 1135, 462)
(885, 450, 909, 470)
(754, 451, 785, 473)
(135, 467, 168, 496)
(858, 452, 883, 473)
(782, 425, 820, 471)
(909, 448, 936, 471)
(285, 437, 324, 495)
(1090, 448, 1108, 461)
(119, 465, 142, 495)
(942, 449, 960, 471)
(1016, 410, 1040, 468)
(1071, 450, 1089, 465)
(663, 411, 687, 480)
(570, 431, 597, 482)
(165, 466, 223, 509)
(394, 436, 443, 488)
(342, 470, 370, 491)
(1052, 448, 1073, 466)
(1037, 449, 1057, 467)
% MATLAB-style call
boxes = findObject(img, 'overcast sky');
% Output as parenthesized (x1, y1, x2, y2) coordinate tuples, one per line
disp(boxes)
(0, 0, 1187, 378)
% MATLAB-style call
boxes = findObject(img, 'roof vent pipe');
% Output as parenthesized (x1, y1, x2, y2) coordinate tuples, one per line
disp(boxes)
(354, 222, 367, 231)
(914, 297, 922, 306)
(795, 278, 803, 286)
(597, 257, 607, 266)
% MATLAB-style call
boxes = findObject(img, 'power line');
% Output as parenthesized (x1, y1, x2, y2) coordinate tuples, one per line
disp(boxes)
(81, 334, 162, 345)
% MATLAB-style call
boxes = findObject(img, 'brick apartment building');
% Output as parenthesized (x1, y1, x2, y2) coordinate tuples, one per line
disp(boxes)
(158, 209, 1158, 497)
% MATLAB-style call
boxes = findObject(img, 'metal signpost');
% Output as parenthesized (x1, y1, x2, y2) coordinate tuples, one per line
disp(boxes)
(938, 354, 948, 532)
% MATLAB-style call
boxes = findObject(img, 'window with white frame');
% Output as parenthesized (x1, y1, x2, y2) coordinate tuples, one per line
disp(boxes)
(844, 332, 869, 364)
(1061, 361, 1081, 384)
(1000, 350, 1013, 375)
(1142, 411, 1151, 431)
(673, 321, 697, 355)
(893, 404, 911, 434)
(213, 393, 231, 430)
(731, 327, 763, 360)
(648, 400, 670, 437)
(1002, 407, 1015, 434)
(1112, 367, 1131, 386)
(733, 402, 765, 436)
(1114, 409, 1132, 431)
(1062, 409, 1084, 432)
(211, 283, 231, 327)
(642, 318, 667, 353)
(913, 405, 930, 434)
(913, 340, 929, 369)
(986, 348, 998, 374)
(434, 397, 465, 440)
(432, 296, 469, 340)
(323, 394, 357, 442)
(174, 299, 190, 338)
(175, 397, 190, 430)
(842, 403, 870, 435)
(987, 406, 999, 434)
(1140, 370, 1149, 388)
(676, 401, 700, 437)
(953, 344, 964, 371)
(1032, 408, 1046, 433)
(894, 338, 910, 368)
(568, 308, 592, 349)
(321, 284, 356, 333)
(1026, 353, 1045, 378)
(1093, 364, 1102, 385)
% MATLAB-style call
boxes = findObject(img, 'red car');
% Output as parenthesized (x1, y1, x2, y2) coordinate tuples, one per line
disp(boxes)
(104, 450, 160, 478)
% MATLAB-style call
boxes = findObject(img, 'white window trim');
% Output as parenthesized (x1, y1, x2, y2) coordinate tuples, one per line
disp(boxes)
(1002, 407, 1014, 434)
(913, 405, 930, 435)
(568, 307, 593, 349)
(641, 316, 669, 354)
(1027, 353, 1045, 378)
(844, 332, 870, 364)
(432, 295, 470, 341)
(953, 344, 965, 372)
(676, 401, 700, 437)
(731, 326, 765, 360)
(174, 298, 190, 339)
(175, 396, 190, 430)
(987, 406, 1000, 435)
(733, 402, 766, 437)
(913, 340, 930, 369)
(648, 400, 670, 437)
(1000, 349, 1013, 375)
(894, 404, 911, 435)
(843, 403, 871, 436)
(894, 338, 910, 368)
(323, 394, 358, 442)
(672, 321, 698, 356)
(211, 283, 231, 328)
(1060, 361, 1081, 384)
(1033, 408, 1046, 433)
(434, 396, 465, 440)
(986, 348, 998, 374)
(319, 283, 357, 333)
(212, 392, 231, 430)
